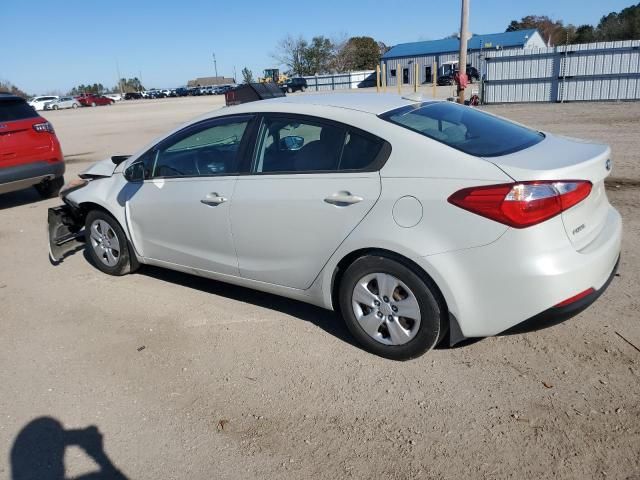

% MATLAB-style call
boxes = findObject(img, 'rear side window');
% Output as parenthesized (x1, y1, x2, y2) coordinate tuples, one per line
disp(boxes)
(253, 115, 385, 174)
(0, 100, 38, 122)
(380, 102, 544, 157)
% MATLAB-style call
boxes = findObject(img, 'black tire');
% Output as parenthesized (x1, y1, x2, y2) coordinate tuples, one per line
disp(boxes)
(338, 255, 446, 360)
(72, 103, 78, 109)
(53, 105, 59, 110)
(34, 176, 64, 198)
(84, 210, 138, 276)
(287, 87, 293, 93)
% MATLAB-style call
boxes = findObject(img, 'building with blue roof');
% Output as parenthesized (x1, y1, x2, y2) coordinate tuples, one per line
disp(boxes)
(381, 29, 545, 86)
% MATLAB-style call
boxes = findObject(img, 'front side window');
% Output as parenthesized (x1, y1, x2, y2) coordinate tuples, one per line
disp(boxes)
(150, 118, 250, 178)
(380, 102, 544, 157)
(253, 116, 386, 173)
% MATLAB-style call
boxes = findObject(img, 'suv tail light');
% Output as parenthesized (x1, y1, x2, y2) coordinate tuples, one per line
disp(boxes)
(33, 121, 55, 133)
(448, 181, 592, 228)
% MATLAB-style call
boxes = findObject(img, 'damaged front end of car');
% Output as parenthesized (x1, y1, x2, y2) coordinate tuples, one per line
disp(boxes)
(48, 155, 128, 262)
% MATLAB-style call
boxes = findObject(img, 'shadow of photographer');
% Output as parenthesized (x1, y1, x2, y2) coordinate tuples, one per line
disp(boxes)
(11, 417, 128, 480)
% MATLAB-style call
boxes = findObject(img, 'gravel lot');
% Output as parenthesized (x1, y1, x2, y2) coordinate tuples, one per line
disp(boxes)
(1, 95, 639, 479)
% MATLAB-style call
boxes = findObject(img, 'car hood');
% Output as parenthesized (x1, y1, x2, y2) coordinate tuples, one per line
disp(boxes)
(78, 157, 119, 178)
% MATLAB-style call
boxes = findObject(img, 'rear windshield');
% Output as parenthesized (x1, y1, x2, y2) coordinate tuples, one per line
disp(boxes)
(380, 102, 544, 157)
(0, 99, 39, 122)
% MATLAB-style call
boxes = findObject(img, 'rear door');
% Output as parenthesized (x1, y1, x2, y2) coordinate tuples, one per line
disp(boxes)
(0, 98, 51, 168)
(231, 114, 388, 289)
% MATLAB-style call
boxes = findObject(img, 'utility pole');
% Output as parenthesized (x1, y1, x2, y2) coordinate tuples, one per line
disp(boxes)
(233, 65, 237, 83)
(457, 0, 469, 104)
(116, 59, 123, 95)
(212, 52, 218, 79)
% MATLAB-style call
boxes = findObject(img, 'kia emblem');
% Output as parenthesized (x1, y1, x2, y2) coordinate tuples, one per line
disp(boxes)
(605, 159, 612, 171)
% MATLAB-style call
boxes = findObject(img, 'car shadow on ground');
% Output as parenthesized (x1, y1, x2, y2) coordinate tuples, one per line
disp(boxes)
(10, 416, 128, 480)
(138, 264, 361, 350)
(0, 188, 45, 210)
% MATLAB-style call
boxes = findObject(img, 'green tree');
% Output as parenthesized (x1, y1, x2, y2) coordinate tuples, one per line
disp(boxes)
(302, 36, 334, 75)
(343, 36, 381, 71)
(506, 15, 569, 45)
(241, 67, 254, 84)
(116, 77, 145, 93)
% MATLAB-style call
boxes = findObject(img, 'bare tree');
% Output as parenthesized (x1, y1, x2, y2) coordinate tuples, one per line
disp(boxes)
(272, 34, 308, 76)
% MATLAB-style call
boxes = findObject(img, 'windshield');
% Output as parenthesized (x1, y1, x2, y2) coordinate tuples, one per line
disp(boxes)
(380, 102, 544, 157)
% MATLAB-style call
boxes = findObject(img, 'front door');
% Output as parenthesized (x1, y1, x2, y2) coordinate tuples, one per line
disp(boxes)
(231, 114, 387, 289)
(127, 115, 253, 275)
(403, 68, 410, 84)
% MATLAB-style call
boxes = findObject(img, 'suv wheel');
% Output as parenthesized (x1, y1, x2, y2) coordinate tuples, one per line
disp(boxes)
(34, 176, 64, 199)
(339, 255, 446, 360)
(287, 87, 293, 93)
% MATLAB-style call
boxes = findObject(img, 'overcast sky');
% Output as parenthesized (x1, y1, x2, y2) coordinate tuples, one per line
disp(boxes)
(2, 0, 634, 94)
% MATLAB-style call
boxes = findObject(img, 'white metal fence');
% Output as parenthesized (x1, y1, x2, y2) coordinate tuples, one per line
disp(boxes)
(483, 40, 640, 103)
(302, 70, 376, 91)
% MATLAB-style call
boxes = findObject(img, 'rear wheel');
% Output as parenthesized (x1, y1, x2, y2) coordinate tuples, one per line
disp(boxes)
(91, 102, 97, 107)
(53, 105, 59, 110)
(84, 210, 138, 276)
(339, 255, 446, 360)
(72, 103, 78, 109)
(34, 176, 64, 198)
(287, 87, 293, 93)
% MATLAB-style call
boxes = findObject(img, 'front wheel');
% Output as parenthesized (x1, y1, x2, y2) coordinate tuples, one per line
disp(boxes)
(84, 210, 138, 276)
(339, 255, 446, 360)
(91, 102, 97, 107)
(72, 103, 78, 109)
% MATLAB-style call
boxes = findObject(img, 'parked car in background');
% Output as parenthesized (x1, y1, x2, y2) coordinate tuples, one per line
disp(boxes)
(174, 87, 190, 97)
(0, 93, 64, 197)
(28, 96, 59, 111)
(104, 93, 122, 102)
(437, 66, 480, 86)
(45, 93, 622, 359)
(124, 92, 143, 100)
(281, 78, 308, 93)
(44, 96, 81, 110)
(75, 94, 115, 107)
(211, 85, 233, 95)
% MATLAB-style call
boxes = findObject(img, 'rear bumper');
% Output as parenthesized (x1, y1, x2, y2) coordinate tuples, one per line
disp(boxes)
(421, 205, 622, 338)
(505, 255, 619, 335)
(0, 161, 65, 194)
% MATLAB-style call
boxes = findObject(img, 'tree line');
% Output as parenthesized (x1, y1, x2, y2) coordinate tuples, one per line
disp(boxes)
(507, 2, 640, 45)
(271, 35, 388, 77)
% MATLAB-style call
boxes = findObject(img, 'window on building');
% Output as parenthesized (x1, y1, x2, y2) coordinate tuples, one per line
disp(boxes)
(390, 69, 397, 77)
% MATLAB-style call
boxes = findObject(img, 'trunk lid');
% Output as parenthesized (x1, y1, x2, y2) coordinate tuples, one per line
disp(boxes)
(484, 133, 612, 250)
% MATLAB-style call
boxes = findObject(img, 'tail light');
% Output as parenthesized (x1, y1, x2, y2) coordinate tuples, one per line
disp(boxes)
(448, 180, 592, 228)
(33, 121, 55, 134)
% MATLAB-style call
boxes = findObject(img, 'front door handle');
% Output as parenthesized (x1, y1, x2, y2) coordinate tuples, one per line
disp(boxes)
(201, 193, 227, 206)
(324, 191, 364, 206)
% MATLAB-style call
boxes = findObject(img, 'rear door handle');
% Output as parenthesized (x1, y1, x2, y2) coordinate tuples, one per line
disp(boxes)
(201, 193, 227, 206)
(324, 192, 364, 206)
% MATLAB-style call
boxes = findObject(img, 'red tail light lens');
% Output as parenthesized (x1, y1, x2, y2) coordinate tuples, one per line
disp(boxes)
(448, 180, 592, 228)
(32, 121, 55, 133)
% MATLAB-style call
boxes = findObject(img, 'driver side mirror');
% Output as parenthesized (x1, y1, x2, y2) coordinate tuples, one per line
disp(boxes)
(279, 135, 304, 151)
(124, 161, 145, 182)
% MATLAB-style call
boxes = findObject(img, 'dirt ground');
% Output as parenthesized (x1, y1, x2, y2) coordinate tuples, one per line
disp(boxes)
(1, 95, 638, 480)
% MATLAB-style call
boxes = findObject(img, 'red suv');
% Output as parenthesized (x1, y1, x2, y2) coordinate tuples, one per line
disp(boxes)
(75, 93, 115, 107)
(0, 94, 65, 198)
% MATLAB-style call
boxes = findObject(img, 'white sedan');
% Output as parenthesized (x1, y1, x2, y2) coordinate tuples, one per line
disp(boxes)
(44, 96, 81, 110)
(47, 93, 621, 359)
(28, 95, 59, 111)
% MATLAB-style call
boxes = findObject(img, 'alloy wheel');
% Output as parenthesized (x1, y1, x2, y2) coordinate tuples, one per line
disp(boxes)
(89, 219, 121, 267)
(351, 272, 421, 346)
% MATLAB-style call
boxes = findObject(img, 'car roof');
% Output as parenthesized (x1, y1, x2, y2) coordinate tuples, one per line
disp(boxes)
(0, 93, 25, 102)
(251, 92, 436, 115)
